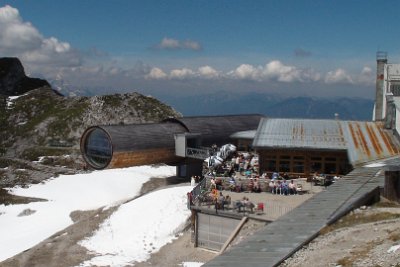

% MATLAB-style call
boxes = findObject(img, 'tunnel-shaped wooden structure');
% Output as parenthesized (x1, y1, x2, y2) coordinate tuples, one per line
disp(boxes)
(80, 115, 263, 170)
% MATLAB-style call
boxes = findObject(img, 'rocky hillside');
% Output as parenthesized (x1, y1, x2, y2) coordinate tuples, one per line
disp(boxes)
(0, 58, 181, 187)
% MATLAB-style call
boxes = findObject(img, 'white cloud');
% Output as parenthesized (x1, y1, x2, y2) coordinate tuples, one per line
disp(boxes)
(229, 60, 321, 83)
(159, 37, 180, 49)
(229, 64, 260, 80)
(156, 37, 202, 51)
(0, 5, 82, 68)
(357, 66, 374, 85)
(324, 68, 354, 84)
(263, 60, 302, 82)
(183, 40, 202, 50)
(170, 68, 195, 79)
(198, 65, 219, 79)
(145, 67, 167, 79)
(0, 5, 42, 52)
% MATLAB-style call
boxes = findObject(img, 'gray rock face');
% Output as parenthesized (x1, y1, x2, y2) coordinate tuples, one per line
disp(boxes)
(0, 57, 50, 96)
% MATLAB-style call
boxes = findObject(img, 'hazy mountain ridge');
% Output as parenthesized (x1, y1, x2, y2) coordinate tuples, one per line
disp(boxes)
(160, 91, 374, 120)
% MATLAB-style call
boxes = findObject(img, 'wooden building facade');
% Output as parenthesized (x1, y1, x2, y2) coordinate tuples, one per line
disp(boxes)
(253, 118, 400, 178)
(257, 149, 351, 177)
(81, 114, 262, 170)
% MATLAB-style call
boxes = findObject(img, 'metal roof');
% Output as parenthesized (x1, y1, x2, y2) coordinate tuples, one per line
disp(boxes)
(164, 114, 263, 146)
(253, 118, 347, 150)
(253, 118, 400, 165)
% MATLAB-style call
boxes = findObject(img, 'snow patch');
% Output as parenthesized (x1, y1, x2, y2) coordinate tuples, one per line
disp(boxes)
(79, 186, 193, 266)
(0, 165, 176, 262)
(387, 244, 400, 253)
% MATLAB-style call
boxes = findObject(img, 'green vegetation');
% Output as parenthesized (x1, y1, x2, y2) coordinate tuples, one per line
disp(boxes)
(101, 94, 123, 107)
(129, 95, 178, 121)
(2, 87, 179, 162)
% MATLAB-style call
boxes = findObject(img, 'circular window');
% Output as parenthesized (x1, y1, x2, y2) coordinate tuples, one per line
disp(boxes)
(83, 128, 112, 169)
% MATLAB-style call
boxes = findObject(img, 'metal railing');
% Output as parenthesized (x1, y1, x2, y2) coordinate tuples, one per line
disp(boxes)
(185, 147, 212, 160)
(188, 177, 209, 208)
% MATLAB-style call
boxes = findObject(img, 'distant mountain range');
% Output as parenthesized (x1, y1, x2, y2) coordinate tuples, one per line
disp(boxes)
(48, 72, 375, 121)
(159, 91, 374, 121)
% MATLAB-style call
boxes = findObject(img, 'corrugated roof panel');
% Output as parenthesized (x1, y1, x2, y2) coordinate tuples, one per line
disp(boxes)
(253, 118, 400, 166)
(253, 118, 347, 150)
(344, 121, 400, 165)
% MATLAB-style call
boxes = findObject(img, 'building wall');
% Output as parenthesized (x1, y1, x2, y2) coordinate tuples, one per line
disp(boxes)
(384, 171, 400, 203)
(257, 149, 351, 178)
(235, 138, 253, 151)
(374, 57, 387, 121)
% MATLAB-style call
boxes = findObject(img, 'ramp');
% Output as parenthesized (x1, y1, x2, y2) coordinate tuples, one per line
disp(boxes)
(203, 166, 384, 267)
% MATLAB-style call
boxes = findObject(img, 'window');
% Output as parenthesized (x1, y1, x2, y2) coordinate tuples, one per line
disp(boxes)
(293, 161, 304, 174)
(310, 162, 322, 173)
(390, 82, 400, 96)
(279, 161, 290, 172)
(266, 160, 277, 172)
(325, 163, 337, 174)
(325, 157, 336, 162)
(83, 128, 112, 169)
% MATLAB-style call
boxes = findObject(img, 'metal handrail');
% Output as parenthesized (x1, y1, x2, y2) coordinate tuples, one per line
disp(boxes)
(186, 147, 212, 160)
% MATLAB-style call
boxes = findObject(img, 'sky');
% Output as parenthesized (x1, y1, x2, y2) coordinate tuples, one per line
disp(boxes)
(0, 164, 201, 266)
(1, 1, 400, 99)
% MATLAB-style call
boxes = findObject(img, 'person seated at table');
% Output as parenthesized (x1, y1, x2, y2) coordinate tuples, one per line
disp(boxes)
(269, 180, 276, 194)
(281, 180, 289, 195)
(276, 180, 282, 195)
(235, 197, 245, 212)
(253, 178, 261, 193)
(215, 178, 223, 190)
(217, 191, 225, 210)
(289, 180, 297, 195)
(210, 178, 216, 189)
(224, 195, 232, 209)
(242, 197, 255, 212)
(247, 178, 254, 192)
(228, 176, 236, 191)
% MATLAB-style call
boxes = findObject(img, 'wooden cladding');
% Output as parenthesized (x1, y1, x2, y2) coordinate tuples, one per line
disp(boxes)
(109, 148, 181, 168)
(258, 149, 352, 177)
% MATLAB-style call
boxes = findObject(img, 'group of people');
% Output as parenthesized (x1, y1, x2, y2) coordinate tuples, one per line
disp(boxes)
(235, 196, 255, 212)
(268, 179, 298, 195)
(190, 175, 202, 186)
(211, 190, 231, 211)
(231, 152, 259, 176)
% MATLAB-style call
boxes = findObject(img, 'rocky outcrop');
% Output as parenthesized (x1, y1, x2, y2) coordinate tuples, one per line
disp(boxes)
(0, 57, 181, 187)
(0, 57, 50, 96)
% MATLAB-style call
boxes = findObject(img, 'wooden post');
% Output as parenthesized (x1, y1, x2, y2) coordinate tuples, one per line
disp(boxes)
(384, 170, 400, 203)
(219, 216, 248, 255)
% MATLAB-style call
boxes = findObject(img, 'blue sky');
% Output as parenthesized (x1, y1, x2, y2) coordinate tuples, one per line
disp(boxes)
(1, 1, 400, 98)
